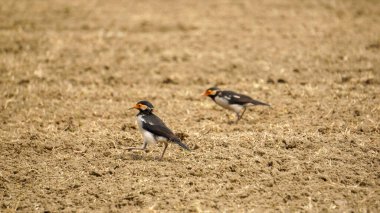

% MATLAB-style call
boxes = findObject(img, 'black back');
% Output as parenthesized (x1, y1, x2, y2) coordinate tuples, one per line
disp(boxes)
(220, 90, 270, 106)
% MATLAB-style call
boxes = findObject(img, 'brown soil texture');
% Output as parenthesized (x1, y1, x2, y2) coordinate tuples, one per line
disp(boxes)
(1, 0, 380, 212)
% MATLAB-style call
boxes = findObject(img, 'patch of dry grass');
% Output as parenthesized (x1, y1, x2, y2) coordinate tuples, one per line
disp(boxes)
(1, 0, 379, 212)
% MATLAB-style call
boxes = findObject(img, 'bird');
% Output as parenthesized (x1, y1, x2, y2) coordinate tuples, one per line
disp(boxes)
(126, 100, 190, 160)
(202, 87, 270, 123)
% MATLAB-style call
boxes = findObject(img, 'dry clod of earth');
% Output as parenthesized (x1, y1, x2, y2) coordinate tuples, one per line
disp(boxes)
(1, 0, 380, 212)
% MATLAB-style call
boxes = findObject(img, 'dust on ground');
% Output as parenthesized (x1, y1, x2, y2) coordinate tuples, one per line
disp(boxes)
(1, 0, 379, 212)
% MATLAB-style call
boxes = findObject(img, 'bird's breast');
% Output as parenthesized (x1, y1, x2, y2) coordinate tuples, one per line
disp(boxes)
(215, 96, 232, 109)
(215, 96, 243, 113)
(136, 115, 145, 132)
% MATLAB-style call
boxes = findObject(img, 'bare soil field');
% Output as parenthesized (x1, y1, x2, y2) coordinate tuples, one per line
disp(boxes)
(1, 0, 379, 212)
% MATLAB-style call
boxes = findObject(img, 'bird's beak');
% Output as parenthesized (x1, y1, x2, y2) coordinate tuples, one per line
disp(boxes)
(202, 91, 209, 96)
(129, 104, 139, 110)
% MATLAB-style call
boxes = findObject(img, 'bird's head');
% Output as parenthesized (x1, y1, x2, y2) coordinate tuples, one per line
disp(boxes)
(130, 100, 154, 113)
(202, 87, 220, 98)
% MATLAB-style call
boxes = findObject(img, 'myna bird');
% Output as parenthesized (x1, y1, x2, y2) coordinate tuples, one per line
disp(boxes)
(127, 100, 190, 160)
(202, 87, 270, 123)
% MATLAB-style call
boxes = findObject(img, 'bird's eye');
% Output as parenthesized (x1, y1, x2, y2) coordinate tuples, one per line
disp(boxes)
(140, 104, 148, 110)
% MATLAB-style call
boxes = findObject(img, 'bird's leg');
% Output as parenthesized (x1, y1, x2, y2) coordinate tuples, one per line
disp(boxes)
(125, 141, 147, 152)
(159, 143, 169, 160)
(235, 107, 246, 124)
(240, 107, 247, 120)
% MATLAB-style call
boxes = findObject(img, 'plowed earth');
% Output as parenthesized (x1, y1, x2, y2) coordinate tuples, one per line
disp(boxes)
(1, 0, 379, 212)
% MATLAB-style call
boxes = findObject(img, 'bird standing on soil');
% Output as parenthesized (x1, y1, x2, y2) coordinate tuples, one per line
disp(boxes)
(127, 100, 190, 160)
(202, 87, 270, 123)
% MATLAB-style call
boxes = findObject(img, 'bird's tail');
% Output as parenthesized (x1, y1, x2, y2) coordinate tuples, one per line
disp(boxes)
(251, 99, 271, 107)
(170, 137, 191, 151)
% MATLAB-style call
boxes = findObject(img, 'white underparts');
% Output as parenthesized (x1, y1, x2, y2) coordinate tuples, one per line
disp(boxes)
(137, 114, 167, 145)
(214, 96, 244, 113)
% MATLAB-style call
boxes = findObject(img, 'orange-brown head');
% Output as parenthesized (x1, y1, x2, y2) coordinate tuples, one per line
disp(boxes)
(202, 87, 220, 97)
(130, 100, 154, 112)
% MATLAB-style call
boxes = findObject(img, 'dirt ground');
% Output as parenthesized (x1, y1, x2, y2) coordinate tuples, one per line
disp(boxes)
(1, 0, 379, 212)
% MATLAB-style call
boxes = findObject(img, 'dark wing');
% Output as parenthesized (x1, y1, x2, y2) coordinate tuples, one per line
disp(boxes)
(222, 90, 270, 106)
(143, 114, 190, 151)
(142, 114, 175, 138)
